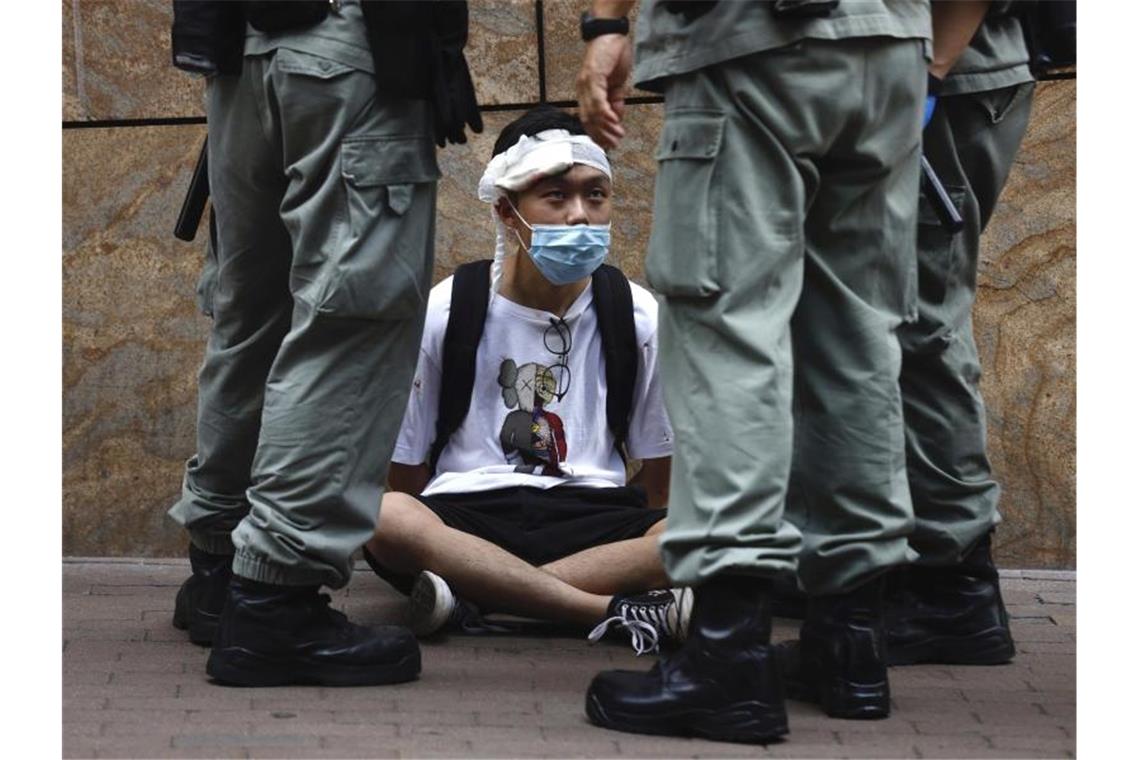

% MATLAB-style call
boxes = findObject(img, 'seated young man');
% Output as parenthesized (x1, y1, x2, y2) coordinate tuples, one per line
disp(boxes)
(362, 106, 685, 653)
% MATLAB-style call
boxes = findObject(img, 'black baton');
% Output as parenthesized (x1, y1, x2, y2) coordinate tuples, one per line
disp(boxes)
(920, 155, 964, 234)
(174, 137, 210, 241)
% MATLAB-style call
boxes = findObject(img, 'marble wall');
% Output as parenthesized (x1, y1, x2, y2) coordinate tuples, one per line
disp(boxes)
(62, 1, 1076, 568)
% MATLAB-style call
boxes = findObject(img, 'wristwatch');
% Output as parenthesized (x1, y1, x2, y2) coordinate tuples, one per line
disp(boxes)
(580, 11, 630, 41)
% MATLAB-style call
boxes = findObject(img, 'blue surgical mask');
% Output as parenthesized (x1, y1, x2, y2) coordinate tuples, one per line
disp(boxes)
(509, 203, 611, 286)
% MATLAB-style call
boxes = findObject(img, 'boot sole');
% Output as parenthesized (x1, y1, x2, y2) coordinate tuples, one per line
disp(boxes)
(585, 693, 788, 744)
(888, 627, 1015, 666)
(172, 604, 219, 647)
(206, 647, 421, 687)
(785, 674, 890, 720)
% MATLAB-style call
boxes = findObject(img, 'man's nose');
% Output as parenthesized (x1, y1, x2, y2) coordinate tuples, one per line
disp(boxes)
(566, 197, 590, 225)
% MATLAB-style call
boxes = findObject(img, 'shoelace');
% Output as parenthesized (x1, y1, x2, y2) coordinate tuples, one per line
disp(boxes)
(587, 597, 677, 655)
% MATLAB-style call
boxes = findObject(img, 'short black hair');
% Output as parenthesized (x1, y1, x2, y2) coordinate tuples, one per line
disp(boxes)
(492, 105, 586, 158)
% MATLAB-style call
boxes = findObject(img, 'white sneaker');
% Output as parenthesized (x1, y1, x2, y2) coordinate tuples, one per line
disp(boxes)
(408, 570, 457, 636)
(408, 570, 509, 636)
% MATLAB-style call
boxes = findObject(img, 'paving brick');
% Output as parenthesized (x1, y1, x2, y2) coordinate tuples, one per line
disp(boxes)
(978, 723, 1069, 739)
(611, 735, 781, 757)
(392, 734, 476, 753)
(965, 689, 1067, 705)
(1037, 700, 1076, 719)
(886, 733, 992, 755)
(311, 741, 401, 759)
(67, 708, 186, 726)
(1019, 570, 1075, 581)
(75, 738, 177, 758)
(1010, 623, 1074, 643)
(333, 708, 476, 729)
(249, 720, 399, 740)
(100, 718, 202, 738)
(987, 733, 1077, 753)
(1000, 589, 1040, 605)
(248, 694, 391, 711)
(1006, 604, 1053, 619)
(172, 731, 320, 749)
(246, 747, 365, 759)
(63, 695, 109, 710)
(924, 749, 1058, 759)
(63, 720, 105, 738)
(890, 685, 969, 703)
(1017, 641, 1077, 655)
(64, 625, 148, 642)
(108, 696, 253, 712)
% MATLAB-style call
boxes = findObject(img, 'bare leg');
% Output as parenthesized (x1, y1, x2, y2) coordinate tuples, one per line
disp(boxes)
(540, 518, 670, 595)
(365, 493, 610, 625)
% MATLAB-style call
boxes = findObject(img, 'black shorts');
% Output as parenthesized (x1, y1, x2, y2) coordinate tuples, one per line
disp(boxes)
(362, 485, 666, 593)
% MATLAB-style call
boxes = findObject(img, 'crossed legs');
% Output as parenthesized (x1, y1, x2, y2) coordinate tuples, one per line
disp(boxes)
(363, 493, 669, 626)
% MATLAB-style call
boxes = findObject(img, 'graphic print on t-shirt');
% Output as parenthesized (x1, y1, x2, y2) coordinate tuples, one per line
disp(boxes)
(496, 359, 568, 476)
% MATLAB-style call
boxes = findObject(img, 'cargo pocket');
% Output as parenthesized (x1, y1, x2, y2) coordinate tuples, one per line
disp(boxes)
(195, 208, 219, 318)
(645, 112, 726, 298)
(969, 81, 1033, 125)
(320, 134, 441, 320)
(274, 47, 355, 80)
(916, 183, 967, 306)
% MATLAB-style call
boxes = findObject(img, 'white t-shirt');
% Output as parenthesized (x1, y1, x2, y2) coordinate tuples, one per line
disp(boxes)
(392, 275, 674, 497)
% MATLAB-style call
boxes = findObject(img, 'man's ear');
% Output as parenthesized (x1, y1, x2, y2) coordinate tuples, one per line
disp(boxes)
(495, 197, 517, 229)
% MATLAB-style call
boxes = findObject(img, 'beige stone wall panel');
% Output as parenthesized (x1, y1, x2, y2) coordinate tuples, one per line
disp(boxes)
(975, 80, 1076, 569)
(65, 0, 205, 121)
(466, 1, 542, 106)
(64, 125, 208, 556)
(62, 0, 83, 120)
(62, 0, 541, 122)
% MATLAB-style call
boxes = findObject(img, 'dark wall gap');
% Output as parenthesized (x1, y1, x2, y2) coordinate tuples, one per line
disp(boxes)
(535, 1, 548, 103)
(62, 98, 667, 130)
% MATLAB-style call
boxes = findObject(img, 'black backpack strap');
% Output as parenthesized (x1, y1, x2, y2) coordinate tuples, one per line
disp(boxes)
(591, 264, 638, 459)
(428, 259, 492, 474)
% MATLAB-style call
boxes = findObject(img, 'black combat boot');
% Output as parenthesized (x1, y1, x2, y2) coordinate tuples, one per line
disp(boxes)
(771, 572, 807, 620)
(172, 544, 232, 646)
(780, 575, 890, 720)
(886, 531, 1015, 666)
(206, 577, 421, 687)
(585, 576, 788, 744)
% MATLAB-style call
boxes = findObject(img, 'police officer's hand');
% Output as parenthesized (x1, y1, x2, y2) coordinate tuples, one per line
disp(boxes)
(576, 34, 632, 150)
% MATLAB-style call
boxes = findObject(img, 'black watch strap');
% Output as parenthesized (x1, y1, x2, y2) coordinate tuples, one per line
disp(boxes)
(580, 12, 630, 41)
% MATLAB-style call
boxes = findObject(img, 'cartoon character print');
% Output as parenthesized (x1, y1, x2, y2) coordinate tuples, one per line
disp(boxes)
(497, 359, 568, 476)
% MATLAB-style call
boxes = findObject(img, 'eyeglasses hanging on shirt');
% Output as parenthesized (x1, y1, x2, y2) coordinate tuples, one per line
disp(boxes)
(544, 317, 573, 402)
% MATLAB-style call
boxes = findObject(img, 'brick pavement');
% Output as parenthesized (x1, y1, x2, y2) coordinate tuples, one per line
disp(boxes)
(63, 560, 1075, 759)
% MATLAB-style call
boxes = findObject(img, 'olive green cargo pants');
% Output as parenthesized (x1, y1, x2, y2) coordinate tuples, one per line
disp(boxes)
(649, 38, 926, 595)
(168, 41, 439, 589)
(900, 81, 1035, 565)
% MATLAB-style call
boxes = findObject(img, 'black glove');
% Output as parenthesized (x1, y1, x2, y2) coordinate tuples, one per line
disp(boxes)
(427, 2, 483, 147)
(429, 42, 483, 147)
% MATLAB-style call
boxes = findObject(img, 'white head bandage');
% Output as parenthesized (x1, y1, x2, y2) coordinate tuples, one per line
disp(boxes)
(477, 129, 612, 295)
